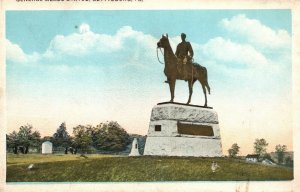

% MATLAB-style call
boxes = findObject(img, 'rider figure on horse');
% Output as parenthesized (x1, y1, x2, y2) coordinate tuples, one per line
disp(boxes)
(175, 33, 194, 80)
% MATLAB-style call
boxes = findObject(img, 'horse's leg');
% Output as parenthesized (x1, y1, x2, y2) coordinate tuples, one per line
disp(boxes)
(204, 75, 210, 95)
(199, 79, 207, 107)
(169, 78, 176, 102)
(203, 67, 211, 94)
(187, 79, 196, 104)
(206, 80, 211, 95)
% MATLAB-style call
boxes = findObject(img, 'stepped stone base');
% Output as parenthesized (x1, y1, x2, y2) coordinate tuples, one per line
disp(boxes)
(143, 103, 223, 157)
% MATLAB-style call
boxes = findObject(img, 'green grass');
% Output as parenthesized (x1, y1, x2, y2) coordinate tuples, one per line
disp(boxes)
(6, 154, 293, 182)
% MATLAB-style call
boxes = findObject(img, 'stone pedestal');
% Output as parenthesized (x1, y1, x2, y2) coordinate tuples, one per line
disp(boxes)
(143, 103, 223, 157)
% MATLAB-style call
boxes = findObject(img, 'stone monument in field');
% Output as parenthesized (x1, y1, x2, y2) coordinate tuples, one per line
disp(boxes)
(129, 138, 140, 156)
(143, 34, 223, 157)
(42, 141, 53, 154)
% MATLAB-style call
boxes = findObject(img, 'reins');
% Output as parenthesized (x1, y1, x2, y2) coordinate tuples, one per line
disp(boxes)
(157, 44, 194, 84)
(156, 47, 164, 65)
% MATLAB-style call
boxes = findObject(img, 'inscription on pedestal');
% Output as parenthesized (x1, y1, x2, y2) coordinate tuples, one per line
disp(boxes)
(177, 122, 214, 136)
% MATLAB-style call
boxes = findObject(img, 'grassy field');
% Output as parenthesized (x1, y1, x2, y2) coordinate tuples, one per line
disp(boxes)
(6, 154, 293, 182)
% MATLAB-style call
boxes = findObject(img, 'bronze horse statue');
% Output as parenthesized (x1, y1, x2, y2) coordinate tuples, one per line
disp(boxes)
(157, 34, 210, 107)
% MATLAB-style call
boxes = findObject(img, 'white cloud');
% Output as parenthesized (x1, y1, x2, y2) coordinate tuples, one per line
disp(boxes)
(169, 36, 181, 48)
(46, 31, 121, 56)
(6, 39, 40, 64)
(78, 23, 90, 34)
(221, 14, 291, 50)
(6, 39, 28, 63)
(6, 25, 159, 69)
(45, 25, 157, 58)
(200, 37, 269, 68)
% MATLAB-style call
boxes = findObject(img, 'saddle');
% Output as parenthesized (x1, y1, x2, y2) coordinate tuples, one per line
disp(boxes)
(176, 56, 193, 78)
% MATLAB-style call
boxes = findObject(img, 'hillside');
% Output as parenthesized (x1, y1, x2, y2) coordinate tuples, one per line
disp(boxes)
(7, 154, 293, 182)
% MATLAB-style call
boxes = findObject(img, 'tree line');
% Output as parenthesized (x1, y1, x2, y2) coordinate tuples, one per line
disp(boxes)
(227, 138, 293, 166)
(6, 121, 131, 154)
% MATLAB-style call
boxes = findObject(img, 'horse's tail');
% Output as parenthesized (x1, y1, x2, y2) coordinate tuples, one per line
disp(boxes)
(194, 63, 210, 94)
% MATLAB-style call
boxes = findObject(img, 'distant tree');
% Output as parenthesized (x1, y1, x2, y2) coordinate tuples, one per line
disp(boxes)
(30, 130, 41, 151)
(7, 131, 19, 154)
(18, 124, 41, 154)
(96, 121, 130, 151)
(285, 156, 293, 167)
(52, 122, 71, 148)
(85, 125, 100, 148)
(254, 138, 268, 158)
(42, 136, 53, 142)
(275, 144, 287, 164)
(72, 125, 92, 154)
(228, 143, 240, 158)
(6, 124, 41, 154)
(69, 136, 75, 147)
(17, 124, 32, 153)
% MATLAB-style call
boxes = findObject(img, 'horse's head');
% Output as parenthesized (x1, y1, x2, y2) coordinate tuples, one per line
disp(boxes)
(157, 34, 169, 49)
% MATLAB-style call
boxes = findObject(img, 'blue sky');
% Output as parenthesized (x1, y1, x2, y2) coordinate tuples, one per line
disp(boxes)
(6, 10, 291, 53)
(6, 10, 292, 154)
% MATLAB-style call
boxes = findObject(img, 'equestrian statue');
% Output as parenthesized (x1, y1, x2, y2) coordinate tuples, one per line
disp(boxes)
(157, 33, 210, 107)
